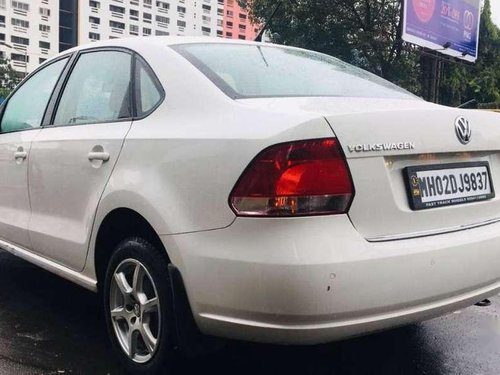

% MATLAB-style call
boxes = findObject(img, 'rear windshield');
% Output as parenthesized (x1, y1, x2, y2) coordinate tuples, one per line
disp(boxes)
(172, 43, 417, 100)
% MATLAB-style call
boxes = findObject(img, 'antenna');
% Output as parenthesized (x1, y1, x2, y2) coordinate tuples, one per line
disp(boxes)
(254, 1, 284, 42)
(457, 99, 478, 108)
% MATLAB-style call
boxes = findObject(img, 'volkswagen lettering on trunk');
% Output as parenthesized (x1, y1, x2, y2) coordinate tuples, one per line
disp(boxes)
(347, 141, 415, 153)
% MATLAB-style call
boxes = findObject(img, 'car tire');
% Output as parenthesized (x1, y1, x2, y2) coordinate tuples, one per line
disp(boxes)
(103, 237, 176, 374)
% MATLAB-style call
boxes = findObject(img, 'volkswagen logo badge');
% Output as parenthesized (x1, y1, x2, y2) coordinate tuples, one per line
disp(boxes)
(455, 116, 471, 145)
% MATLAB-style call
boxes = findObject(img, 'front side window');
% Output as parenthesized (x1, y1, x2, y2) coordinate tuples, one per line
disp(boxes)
(53, 51, 132, 126)
(173, 44, 417, 100)
(0, 57, 68, 133)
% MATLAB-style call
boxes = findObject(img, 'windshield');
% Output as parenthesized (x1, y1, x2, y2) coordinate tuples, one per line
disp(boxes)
(172, 43, 417, 100)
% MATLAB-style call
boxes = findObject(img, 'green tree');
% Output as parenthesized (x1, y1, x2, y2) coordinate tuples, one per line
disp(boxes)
(440, 0, 500, 106)
(240, 0, 421, 93)
(240, 0, 500, 105)
(0, 58, 20, 99)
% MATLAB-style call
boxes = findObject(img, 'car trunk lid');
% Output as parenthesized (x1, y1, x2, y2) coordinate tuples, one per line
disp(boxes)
(237, 97, 500, 241)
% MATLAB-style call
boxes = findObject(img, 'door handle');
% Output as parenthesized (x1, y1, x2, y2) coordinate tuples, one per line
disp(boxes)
(88, 151, 110, 162)
(14, 151, 28, 160)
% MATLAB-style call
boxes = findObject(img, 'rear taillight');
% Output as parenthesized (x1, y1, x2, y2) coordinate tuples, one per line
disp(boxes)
(229, 138, 354, 217)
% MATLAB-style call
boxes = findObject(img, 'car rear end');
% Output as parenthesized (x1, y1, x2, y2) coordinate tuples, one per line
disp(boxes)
(165, 105, 500, 344)
(163, 41, 500, 344)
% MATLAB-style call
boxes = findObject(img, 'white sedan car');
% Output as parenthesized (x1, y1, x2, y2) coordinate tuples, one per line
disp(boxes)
(0, 36, 499, 373)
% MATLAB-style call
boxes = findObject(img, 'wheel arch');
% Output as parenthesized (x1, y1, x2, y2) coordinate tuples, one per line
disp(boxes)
(93, 207, 169, 290)
(95, 207, 222, 357)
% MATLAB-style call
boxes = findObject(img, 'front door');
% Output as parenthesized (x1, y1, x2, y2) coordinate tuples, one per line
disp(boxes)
(0, 57, 69, 248)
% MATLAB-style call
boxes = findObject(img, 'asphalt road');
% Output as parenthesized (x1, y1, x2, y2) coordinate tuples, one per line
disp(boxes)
(0, 250, 499, 375)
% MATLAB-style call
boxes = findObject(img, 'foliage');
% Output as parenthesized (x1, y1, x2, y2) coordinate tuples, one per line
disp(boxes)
(239, 0, 500, 106)
(440, 0, 500, 106)
(0, 58, 19, 99)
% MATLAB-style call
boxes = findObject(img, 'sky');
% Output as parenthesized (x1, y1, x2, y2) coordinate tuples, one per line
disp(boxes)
(491, 1, 500, 27)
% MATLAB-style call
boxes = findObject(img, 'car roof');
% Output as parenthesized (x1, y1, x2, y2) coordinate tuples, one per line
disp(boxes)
(52, 36, 268, 59)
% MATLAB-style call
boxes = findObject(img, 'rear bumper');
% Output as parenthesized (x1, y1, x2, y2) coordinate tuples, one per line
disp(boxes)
(161, 215, 500, 345)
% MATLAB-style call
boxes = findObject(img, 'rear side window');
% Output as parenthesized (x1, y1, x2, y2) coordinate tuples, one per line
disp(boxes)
(0, 58, 68, 133)
(136, 59, 162, 117)
(53, 50, 132, 126)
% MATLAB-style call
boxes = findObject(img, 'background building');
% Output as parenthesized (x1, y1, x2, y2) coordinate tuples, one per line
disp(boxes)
(222, 0, 258, 40)
(79, 0, 225, 45)
(0, 0, 258, 76)
(60, 0, 78, 52)
(0, 0, 60, 76)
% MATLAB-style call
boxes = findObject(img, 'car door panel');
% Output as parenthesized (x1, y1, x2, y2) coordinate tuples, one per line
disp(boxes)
(0, 56, 70, 249)
(0, 130, 40, 248)
(28, 122, 131, 270)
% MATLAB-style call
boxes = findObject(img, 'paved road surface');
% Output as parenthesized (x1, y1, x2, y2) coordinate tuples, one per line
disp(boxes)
(0, 250, 499, 374)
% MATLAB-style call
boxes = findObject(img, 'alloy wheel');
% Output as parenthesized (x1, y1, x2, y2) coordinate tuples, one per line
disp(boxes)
(109, 258, 161, 363)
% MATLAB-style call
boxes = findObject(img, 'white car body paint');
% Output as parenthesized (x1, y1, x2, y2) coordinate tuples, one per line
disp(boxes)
(0, 37, 499, 345)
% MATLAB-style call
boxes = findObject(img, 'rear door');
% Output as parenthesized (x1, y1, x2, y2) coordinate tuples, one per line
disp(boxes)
(28, 49, 134, 270)
(0, 57, 69, 248)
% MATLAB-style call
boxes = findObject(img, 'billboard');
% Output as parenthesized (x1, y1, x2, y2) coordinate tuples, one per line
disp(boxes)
(402, 0, 481, 62)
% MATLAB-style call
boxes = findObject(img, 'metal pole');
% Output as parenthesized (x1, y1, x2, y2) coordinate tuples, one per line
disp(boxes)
(435, 59, 442, 104)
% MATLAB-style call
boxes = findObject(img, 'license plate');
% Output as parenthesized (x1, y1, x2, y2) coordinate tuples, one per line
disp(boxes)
(404, 162, 495, 210)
